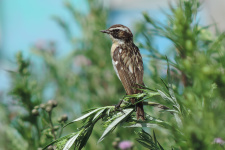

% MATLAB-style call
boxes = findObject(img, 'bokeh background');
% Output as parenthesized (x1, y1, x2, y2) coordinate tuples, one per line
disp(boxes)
(0, 0, 225, 150)
(2, 0, 225, 91)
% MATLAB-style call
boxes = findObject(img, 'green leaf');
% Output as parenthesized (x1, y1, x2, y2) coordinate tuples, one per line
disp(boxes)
(174, 113, 182, 128)
(158, 141, 164, 150)
(106, 108, 112, 116)
(137, 84, 157, 92)
(153, 130, 157, 144)
(64, 108, 103, 128)
(92, 108, 106, 121)
(98, 108, 134, 143)
(42, 133, 75, 150)
(124, 123, 158, 128)
(63, 131, 81, 150)
(168, 83, 177, 103)
(160, 78, 168, 90)
(74, 108, 103, 122)
(157, 90, 173, 102)
(136, 140, 153, 149)
(166, 58, 180, 109)
(162, 109, 179, 113)
(75, 125, 94, 150)
(136, 129, 164, 150)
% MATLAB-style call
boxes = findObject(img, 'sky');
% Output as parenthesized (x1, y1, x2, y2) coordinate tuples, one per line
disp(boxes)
(0, 0, 87, 91)
(1, 0, 172, 59)
(1, 0, 84, 59)
(0, 0, 206, 91)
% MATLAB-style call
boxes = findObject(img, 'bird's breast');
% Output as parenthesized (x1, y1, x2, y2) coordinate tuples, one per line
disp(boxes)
(111, 43, 119, 58)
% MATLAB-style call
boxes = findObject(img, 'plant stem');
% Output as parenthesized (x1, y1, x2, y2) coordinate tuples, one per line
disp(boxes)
(181, 71, 188, 87)
(48, 112, 56, 140)
(58, 123, 64, 138)
(143, 101, 169, 110)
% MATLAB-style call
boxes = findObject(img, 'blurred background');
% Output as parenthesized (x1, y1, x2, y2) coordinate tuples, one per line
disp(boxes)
(2, 0, 225, 91)
(0, 0, 225, 150)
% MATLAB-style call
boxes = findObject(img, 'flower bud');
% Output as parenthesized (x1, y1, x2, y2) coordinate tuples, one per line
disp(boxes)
(61, 114, 68, 122)
(185, 40, 193, 51)
(47, 145, 54, 150)
(54, 125, 59, 131)
(118, 141, 134, 150)
(45, 106, 52, 113)
(47, 100, 54, 106)
(115, 137, 121, 142)
(22, 68, 28, 75)
(57, 117, 62, 123)
(112, 141, 118, 149)
(40, 103, 45, 109)
(47, 100, 58, 108)
(183, 59, 191, 71)
(52, 100, 58, 107)
(32, 109, 39, 116)
(202, 66, 211, 75)
(34, 105, 39, 109)
(186, 29, 192, 38)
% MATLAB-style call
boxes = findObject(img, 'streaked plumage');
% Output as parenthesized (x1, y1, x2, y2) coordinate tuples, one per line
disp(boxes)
(101, 24, 145, 120)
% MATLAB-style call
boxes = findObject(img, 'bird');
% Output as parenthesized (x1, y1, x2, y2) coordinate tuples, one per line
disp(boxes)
(100, 24, 145, 120)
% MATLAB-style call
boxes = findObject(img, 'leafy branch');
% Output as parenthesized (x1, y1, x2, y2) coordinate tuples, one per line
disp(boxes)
(136, 130, 164, 150)
(42, 60, 187, 149)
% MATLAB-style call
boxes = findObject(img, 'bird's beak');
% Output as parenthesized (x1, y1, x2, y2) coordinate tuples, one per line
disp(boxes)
(100, 30, 109, 34)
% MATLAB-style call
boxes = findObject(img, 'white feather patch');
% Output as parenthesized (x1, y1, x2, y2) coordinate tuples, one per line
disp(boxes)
(136, 56, 138, 63)
(126, 58, 131, 66)
(123, 56, 129, 64)
(129, 64, 134, 73)
(112, 38, 125, 44)
(138, 64, 142, 71)
(109, 27, 129, 32)
(112, 60, 121, 81)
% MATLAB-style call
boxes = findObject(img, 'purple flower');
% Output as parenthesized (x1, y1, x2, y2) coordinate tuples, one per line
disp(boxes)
(35, 39, 46, 50)
(118, 141, 133, 150)
(214, 138, 225, 145)
(73, 55, 92, 67)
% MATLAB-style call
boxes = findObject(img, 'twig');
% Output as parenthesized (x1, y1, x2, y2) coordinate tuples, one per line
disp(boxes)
(48, 112, 56, 140)
(58, 123, 64, 138)
(143, 101, 169, 110)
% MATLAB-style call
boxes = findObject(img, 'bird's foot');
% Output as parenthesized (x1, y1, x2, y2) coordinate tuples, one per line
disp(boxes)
(115, 99, 123, 109)
(114, 99, 125, 114)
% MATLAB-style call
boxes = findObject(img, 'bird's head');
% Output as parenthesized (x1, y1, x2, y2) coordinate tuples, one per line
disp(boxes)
(100, 24, 133, 43)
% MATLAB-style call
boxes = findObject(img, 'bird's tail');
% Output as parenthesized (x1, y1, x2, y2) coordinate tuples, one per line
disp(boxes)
(136, 102, 145, 121)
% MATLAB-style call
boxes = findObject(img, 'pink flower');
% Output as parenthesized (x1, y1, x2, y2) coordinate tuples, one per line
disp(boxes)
(73, 55, 92, 67)
(214, 138, 225, 145)
(34, 39, 46, 50)
(118, 141, 133, 150)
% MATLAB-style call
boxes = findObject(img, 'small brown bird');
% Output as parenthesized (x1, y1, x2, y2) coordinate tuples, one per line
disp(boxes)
(101, 24, 145, 120)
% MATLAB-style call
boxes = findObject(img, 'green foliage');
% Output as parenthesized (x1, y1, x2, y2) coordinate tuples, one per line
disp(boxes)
(43, 92, 161, 150)
(136, 130, 164, 150)
(2, 0, 127, 149)
(7, 53, 69, 149)
(1, 0, 225, 149)
(135, 0, 225, 149)
(9, 52, 41, 149)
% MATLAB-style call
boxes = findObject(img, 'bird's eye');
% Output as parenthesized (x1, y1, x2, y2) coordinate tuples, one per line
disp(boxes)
(114, 29, 119, 33)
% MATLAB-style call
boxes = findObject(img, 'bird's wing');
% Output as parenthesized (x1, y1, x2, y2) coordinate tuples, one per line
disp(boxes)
(112, 45, 144, 96)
